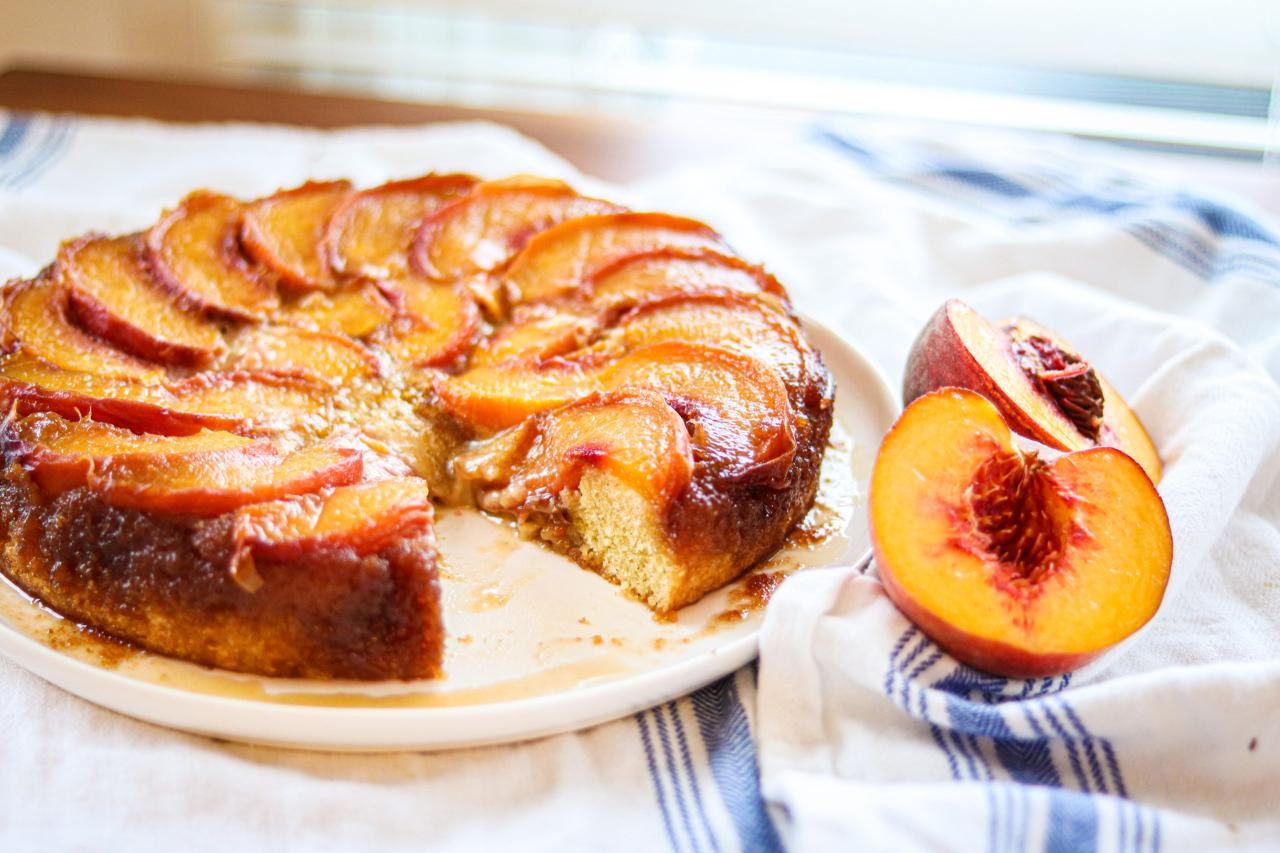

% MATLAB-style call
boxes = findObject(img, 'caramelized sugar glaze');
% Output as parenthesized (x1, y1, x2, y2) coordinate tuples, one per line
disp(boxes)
(0, 174, 833, 679)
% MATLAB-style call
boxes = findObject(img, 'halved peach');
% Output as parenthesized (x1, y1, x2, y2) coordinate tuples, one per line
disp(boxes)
(412, 176, 623, 281)
(454, 389, 694, 514)
(371, 275, 479, 368)
(1, 278, 165, 383)
(0, 355, 327, 436)
(279, 283, 396, 339)
(241, 180, 352, 292)
(232, 476, 434, 562)
(3, 412, 361, 515)
(869, 388, 1172, 677)
(581, 248, 790, 315)
(498, 212, 730, 308)
(440, 341, 795, 480)
(220, 325, 379, 385)
(325, 173, 477, 281)
(146, 191, 279, 320)
(55, 234, 223, 366)
(904, 299, 1161, 483)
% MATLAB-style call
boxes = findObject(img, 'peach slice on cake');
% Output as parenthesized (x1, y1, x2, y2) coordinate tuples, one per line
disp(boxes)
(412, 176, 623, 281)
(2, 412, 254, 496)
(0, 354, 241, 434)
(55, 235, 223, 366)
(602, 342, 796, 482)
(146, 191, 279, 320)
(869, 388, 1172, 677)
(241, 180, 352, 293)
(280, 283, 396, 339)
(498, 212, 730, 308)
(468, 302, 602, 367)
(904, 299, 1161, 482)
(0, 355, 328, 436)
(371, 275, 480, 368)
(603, 292, 811, 391)
(2, 412, 362, 515)
(324, 173, 477, 281)
(455, 389, 694, 514)
(470, 291, 814, 399)
(440, 341, 796, 479)
(454, 388, 746, 613)
(580, 248, 790, 315)
(233, 477, 434, 562)
(220, 325, 380, 385)
(1, 278, 165, 383)
(163, 371, 332, 435)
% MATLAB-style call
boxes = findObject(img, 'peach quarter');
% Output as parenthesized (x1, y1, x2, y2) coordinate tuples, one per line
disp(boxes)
(904, 299, 1161, 483)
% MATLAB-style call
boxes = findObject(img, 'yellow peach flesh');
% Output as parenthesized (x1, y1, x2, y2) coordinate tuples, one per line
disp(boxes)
(57, 235, 223, 364)
(500, 213, 728, 306)
(455, 389, 694, 510)
(415, 178, 622, 280)
(147, 192, 279, 319)
(5, 280, 165, 382)
(221, 325, 378, 384)
(241, 181, 351, 291)
(1004, 314, 1162, 484)
(326, 174, 476, 280)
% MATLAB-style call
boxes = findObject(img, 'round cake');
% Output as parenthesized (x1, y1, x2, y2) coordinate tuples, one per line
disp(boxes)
(0, 173, 834, 680)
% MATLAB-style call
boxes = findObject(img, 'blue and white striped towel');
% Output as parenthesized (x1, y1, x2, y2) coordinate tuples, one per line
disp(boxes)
(635, 123, 1280, 851)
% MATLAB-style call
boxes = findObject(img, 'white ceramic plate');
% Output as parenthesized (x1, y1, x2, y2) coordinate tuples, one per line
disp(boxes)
(0, 319, 897, 751)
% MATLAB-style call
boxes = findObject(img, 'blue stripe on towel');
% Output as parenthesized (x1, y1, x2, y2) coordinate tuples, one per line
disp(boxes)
(5, 117, 74, 189)
(885, 627, 964, 780)
(653, 705, 701, 852)
(884, 629, 1142, 853)
(0, 115, 31, 160)
(668, 702, 720, 853)
(1057, 699, 1110, 796)
(636, 711, 682, 852)
(690, 675, 784, 853)
(816, 127, 1280, 288)
(1045, 789, 1101, 853)
(1040, 703, 1092, 793)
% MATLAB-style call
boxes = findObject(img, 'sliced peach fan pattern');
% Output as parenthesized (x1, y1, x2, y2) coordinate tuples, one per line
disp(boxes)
(0, 171, 834, 680)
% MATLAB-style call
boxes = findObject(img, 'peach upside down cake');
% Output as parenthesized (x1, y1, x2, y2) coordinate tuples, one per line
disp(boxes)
(0, 174, 834, 680)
